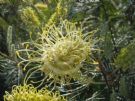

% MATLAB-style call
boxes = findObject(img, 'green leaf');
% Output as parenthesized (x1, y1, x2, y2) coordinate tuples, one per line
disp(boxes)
(0, 17, 8, 31)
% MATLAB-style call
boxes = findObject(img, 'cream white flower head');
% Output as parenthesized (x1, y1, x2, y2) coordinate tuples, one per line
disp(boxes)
(17, 20, 93, 85)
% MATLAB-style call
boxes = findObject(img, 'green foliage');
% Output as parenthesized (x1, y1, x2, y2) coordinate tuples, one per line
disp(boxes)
(115, 41, 135, 71)
(0, 17, 8, 31)
(0, 57, 23, 101)
(119, 76, 129, 98)
(110, 90, 117, 101)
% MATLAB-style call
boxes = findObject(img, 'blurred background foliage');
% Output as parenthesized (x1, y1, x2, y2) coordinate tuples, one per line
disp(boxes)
(1, 0, 135, 101)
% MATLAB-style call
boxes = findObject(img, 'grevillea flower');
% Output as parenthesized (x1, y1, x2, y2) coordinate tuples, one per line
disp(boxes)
(4, 84, 67, 101)
(17, 20, 93, 85)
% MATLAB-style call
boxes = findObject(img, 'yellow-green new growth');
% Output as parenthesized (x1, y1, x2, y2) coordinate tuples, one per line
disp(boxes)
(20, 7, 40, 29)
(46, 1, 68, 27)
(4, 84, 67, 101)
(17, 20, 92, 84)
